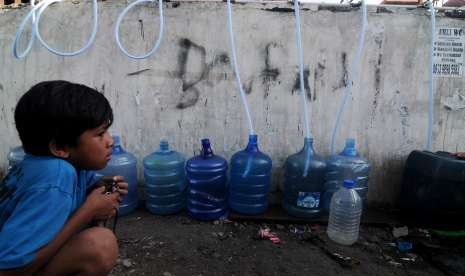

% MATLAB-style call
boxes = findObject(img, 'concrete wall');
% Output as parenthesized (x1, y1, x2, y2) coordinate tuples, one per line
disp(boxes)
(1, 1, 464, 206)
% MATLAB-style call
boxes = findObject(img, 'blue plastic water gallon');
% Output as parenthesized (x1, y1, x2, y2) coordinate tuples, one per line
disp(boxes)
(96, 135, 138, 216)
(143, 139, 186, 215)
(323, 138, 370, 212)
(186, 139, 228, 221)
(7, 146, 25, 172)
(228, 135, 272, 215)
(282, 138, 327, 218)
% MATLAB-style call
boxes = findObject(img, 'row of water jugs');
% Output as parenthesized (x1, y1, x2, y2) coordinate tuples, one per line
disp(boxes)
(7, 135, 369, 222)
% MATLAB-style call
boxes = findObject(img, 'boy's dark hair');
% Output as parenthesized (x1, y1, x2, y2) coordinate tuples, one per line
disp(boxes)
(14, 80, 113, 156)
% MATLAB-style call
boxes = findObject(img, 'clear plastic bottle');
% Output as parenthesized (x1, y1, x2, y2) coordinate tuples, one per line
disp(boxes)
(323, 138, 370, 212)
(228, 134, 272, 215)
(7, 146, 25, 171)
(143, 139, 186, 215)
(327, 179, 362, 246)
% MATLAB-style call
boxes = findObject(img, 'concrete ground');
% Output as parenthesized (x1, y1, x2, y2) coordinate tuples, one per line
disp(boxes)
(108, 206, 465, 276)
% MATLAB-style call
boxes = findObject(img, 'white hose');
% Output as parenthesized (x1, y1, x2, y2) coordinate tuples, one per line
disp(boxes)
(226, 0, 254, 135)
(13, 0, 98, 58)
(427, 0, 435, 151)
(294, 0, 311, 139)
(36, 0, 98, 56)
(330, 0, 367, 154)
(12, 0, 42, 59)
(114, 0, 164, 60)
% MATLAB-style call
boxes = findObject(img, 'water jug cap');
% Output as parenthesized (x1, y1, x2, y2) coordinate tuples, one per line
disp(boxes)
(201, 138, 210, 146)
(343, 179, 355, 188)
(345, 138, 355, 148)
(112, 135, 121, 146)
(160, 139, 169, 151)
(246, 135, 259, 152)
(200, 138, 214, 157)
(304, 137, 313, 144)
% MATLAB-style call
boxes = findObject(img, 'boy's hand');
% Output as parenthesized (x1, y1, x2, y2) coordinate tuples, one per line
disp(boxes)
(102, 175, 129, 203)
(83, 186, 120, 221)
(109, 176, 128, 203)
(96, 176, 128, 203)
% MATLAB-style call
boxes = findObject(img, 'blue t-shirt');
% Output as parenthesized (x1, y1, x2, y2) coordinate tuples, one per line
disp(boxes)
(0, 155, 100, 269)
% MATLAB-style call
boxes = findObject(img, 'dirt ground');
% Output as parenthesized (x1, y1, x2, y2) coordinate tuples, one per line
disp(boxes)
(108, 207, 464, 276)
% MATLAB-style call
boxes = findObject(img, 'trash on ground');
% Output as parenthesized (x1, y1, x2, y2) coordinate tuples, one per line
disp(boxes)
(432, 230, 465, 238)
(388, 260, 402, 267)
(392, 226, 409, 238)
(397, 241, 413, 253)
(303, 233, 360, 268)
(254, 228, 282, 244)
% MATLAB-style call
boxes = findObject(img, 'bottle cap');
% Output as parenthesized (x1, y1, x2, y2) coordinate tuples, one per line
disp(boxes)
(343, 180, 355, 188)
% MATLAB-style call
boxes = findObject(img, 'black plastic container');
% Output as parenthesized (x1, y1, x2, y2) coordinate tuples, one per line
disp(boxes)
(400, 150, 465, 224)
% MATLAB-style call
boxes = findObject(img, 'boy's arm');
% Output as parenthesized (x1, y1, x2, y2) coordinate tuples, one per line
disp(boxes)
(27, 187, 119, 274)
(0, 187, 120, 276)
(25, 186, 120, 275)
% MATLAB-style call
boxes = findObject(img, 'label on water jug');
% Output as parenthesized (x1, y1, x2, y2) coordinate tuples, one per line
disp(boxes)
(297, 192, 320, 208)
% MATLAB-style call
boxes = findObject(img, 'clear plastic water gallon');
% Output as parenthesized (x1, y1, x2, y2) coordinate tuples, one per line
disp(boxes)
(96, 135, 138, 216)
(186, 139, 228, 221)
(228, 135, 272, 215)
(143, 139, 186, 215)
(327, 179, 362, 245)
(323, 138, 370, 212)
(282, 138, 327, 218)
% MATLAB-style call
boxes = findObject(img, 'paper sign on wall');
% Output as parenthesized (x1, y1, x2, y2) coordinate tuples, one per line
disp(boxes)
(433, 27, 464, 77)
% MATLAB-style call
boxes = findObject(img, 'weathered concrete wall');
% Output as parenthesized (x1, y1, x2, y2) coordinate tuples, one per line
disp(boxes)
(1, 1, 464, 206)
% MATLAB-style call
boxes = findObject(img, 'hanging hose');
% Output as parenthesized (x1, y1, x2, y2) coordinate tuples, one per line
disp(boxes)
(13, 0, 98, 58)
(294, 0, 311, 140)
(226, 0, 254, 136)
(329, 0, 367, 155)
(12, 0, 42, 59)
(227, 0, 255, 179)
(37, 0, 98, 56)
(115, 0, 164, 59)
(427, 0, 435, 151)
(293, 0, 312, 177)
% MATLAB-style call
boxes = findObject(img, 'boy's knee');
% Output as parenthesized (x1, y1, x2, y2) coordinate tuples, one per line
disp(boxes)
(80, 227, 118, 274)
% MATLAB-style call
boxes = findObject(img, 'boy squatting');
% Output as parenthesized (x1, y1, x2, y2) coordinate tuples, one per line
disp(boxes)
(0, 80, 128, 276)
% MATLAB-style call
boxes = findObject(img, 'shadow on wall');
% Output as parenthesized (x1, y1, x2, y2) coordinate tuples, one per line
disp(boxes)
(367, 155, 408, 208)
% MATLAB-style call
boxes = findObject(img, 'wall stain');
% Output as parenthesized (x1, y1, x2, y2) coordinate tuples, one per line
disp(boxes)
(374, 35, 383, 50)
(376, 7, 393, 13)
(176, 38, 230, 109)
(171, 2, 180, 8)
(138, 19, 144, 40)
(262, 7, 295, 13)
(127, 69, 151, 76)
(244, 80, 253, 95)
(261, 42, 280, 99)
(399, 104, 409, 139)
(0, 84, 3, 91)
(313, 62, 326, 101)
(318, 5, 352, 12)
(95, 84, 106, 95)
(333, 52, 348, 91)
(370, 54, 383, 126)
(292, 68, 311, 101)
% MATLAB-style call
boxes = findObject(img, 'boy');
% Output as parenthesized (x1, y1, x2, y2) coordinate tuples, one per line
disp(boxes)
(0, 80, 128, 276)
